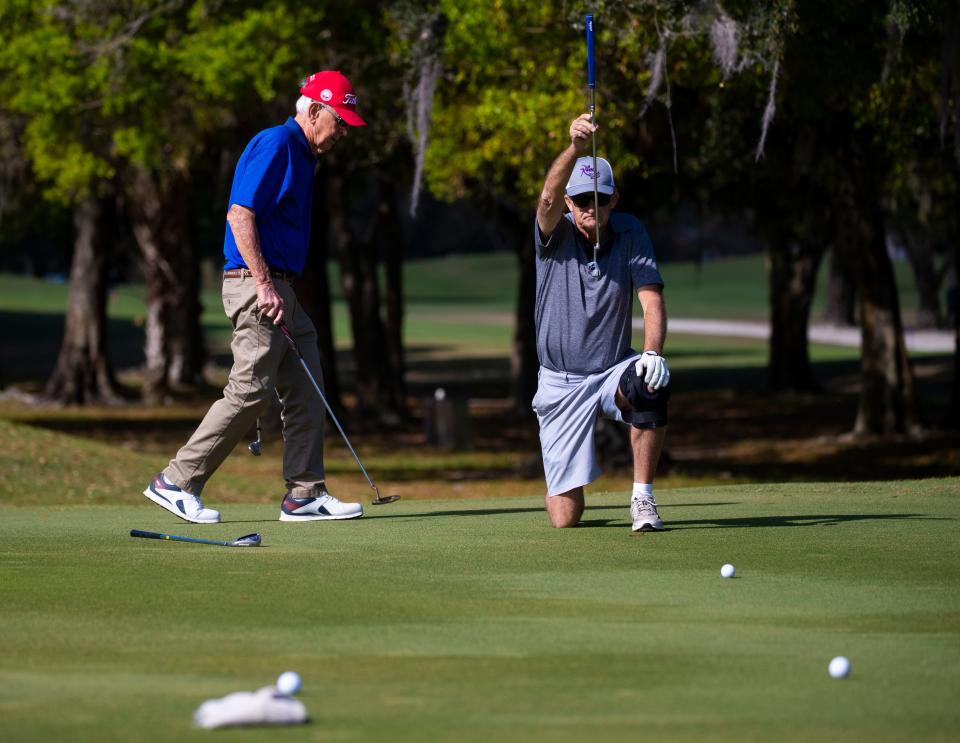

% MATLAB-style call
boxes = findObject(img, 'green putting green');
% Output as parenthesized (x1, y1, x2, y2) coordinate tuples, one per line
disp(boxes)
(1, 479, 958, 741)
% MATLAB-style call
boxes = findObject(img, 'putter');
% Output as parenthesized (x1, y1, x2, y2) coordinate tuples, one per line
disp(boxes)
(130, 529, 261, 547)
(585, 14, 602, 279)
(248, 418, 262, 456)
(278, 323, 400, 506)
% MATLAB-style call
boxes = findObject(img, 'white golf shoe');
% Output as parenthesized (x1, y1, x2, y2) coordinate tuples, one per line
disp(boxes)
(143, 473, 221, 524)
(631, 495, 664, 532)
(279, 490, 363, 521)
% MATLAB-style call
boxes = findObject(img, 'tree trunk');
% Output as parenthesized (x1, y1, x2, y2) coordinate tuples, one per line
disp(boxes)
(839, 129, 921, 436)
(328, 167, 400, 423)
(822, 247, 857, 326)
(767, 237, 824, 391)
(294, 164, 343, 418)
(128, 167, 205, 404)
(902, 230, 943, 329)
(380, 177, 407, 416)
(44, 195, 122, 405)
(951, 194, 960, 426)
(512, 209, 538, 412)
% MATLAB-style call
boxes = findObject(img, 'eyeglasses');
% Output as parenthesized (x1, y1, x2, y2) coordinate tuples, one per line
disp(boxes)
(570, 192, 611, 209)
(319, 103, 345, 128)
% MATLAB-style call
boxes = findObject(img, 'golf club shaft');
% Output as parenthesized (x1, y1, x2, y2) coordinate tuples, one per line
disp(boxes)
(586, 14, 600, 256)
(130, 529, 230, 547)
(294, 356, 378, 492)
(278, 324, 380, 495)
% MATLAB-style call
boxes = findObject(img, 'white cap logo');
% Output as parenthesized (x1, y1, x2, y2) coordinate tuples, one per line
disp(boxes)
(319, 88, 333, 102)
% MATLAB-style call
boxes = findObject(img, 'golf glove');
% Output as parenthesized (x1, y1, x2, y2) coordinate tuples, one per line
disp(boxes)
(635, 351, 670, 390)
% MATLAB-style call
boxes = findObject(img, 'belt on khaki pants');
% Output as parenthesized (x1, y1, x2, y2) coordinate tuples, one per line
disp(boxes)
(223, 268, 294, 282)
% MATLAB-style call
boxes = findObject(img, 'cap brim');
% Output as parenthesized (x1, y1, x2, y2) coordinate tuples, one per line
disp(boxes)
(566, 184, 614, 197)
(336, 108, 367, 127)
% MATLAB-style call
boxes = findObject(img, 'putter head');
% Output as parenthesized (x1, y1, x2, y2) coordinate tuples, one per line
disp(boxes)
(371, 494, 401, 505)
(231, 533, 262, 547)
(248, 441, 262, 456)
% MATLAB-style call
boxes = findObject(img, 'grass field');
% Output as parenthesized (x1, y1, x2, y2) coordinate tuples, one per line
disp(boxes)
(2, 467, 958, 740)
(1, 252, 957, 740)
(1, 420, 959, 741)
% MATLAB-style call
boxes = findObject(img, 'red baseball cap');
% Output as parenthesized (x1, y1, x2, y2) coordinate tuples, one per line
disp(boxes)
(300, 70, 367, 127)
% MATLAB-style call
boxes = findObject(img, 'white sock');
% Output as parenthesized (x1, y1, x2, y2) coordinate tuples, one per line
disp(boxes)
(632, 483, 653, 501)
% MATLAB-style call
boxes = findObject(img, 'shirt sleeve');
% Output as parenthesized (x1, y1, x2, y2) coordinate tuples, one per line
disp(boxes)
(630, 222, 664, 289)
(534, 215, 569, 258)
(231, 134, 289, 218)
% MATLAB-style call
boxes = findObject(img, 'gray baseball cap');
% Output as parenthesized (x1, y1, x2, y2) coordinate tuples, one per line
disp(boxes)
(566, 156, 615, 197)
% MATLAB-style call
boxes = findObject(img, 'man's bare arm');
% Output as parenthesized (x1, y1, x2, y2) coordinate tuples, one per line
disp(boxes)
(637, 285, 667, 354)
(226, 204, 285, 325)
(536, 113, 595, 238)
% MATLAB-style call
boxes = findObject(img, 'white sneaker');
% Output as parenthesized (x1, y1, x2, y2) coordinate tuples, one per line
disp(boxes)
(143, 473, 221, 524)
(279, 491, 363, 521)
(631, 495, 664, 532)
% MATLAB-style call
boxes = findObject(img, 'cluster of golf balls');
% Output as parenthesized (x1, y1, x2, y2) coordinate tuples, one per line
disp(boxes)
(718, 563, 853, 680)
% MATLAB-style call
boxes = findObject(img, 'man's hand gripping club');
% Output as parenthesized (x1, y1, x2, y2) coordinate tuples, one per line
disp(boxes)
(635, 351, 670, 390)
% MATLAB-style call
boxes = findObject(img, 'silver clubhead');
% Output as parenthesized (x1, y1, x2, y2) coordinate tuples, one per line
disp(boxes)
(587, 261, 601, 279)
(248, 441, 262, 456)
(231, 533, 262, 547)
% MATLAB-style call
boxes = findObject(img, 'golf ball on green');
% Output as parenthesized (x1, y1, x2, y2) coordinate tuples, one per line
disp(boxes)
(828, 656, 851, 679)
(277, 671, 302, 695)
(720, 563, 736, 578)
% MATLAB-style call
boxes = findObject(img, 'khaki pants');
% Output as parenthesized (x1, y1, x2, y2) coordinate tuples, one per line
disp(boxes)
(164, 275, 325, 498)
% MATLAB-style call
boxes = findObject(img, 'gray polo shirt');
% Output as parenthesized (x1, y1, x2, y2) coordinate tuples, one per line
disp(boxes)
(534, 212, 663, 374)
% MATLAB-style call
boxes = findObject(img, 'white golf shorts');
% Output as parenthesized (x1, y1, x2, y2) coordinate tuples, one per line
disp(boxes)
(531, 354, 640, 496)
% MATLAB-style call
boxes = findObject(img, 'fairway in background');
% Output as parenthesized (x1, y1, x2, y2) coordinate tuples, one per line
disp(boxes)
(0, 252, 940, 384)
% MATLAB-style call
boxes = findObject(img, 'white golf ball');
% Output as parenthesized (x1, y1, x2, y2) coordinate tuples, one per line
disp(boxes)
(720, 563, 736, 578)
(276, 671, 302, 695)
(828, 656, 851, 679)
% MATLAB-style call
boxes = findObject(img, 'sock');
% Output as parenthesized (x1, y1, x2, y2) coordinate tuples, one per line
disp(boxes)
(632, 483, 653, 501)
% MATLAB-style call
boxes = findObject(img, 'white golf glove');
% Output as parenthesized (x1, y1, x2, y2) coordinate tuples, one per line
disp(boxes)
(635, 351, 670, 390)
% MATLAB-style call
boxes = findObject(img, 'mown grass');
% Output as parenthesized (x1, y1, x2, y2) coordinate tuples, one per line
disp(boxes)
(1, 428, 957, 741)
(1, 243, 957, 742)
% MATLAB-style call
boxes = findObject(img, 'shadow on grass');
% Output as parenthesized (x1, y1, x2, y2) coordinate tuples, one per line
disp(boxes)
(366, 502, 738, 520)
(579, 513, 946, 530)
(364, 506, 946, 533)
(0, 309, 146, 385)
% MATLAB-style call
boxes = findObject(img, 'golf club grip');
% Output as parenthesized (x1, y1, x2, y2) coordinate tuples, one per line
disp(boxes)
(130, 529, 165, 540)
(278, 323, 300, 356)
(586, 14, 595, 89)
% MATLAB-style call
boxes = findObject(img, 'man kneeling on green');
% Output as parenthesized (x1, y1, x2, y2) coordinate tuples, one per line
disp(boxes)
(532, 113, 671, 531)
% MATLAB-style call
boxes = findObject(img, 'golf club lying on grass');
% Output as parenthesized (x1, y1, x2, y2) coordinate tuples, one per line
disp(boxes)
(278, 322, 400, 506)
(130, 529, 261, 547)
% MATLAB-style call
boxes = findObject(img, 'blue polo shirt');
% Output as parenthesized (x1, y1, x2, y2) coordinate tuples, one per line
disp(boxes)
(223, 118, 316, 275)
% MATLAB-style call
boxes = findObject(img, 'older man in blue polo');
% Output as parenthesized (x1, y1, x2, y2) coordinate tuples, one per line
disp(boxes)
(533, 112, 672, 531)
(143, 71, 368, 524)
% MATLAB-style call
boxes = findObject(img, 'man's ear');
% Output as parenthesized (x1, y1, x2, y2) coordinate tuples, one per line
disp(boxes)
(609, 190, 620, 209)
(563, 194, 574, 212)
